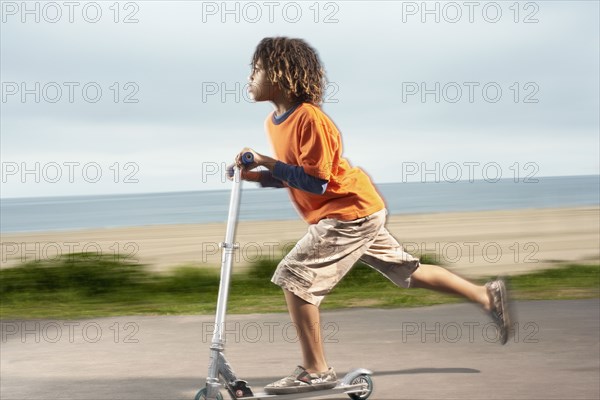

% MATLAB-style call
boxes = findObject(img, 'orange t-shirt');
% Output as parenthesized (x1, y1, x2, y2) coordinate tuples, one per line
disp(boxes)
(266, 103, 385, 224)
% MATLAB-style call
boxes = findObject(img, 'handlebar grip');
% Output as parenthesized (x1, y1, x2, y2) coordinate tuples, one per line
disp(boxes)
(241, 152, 254, 166)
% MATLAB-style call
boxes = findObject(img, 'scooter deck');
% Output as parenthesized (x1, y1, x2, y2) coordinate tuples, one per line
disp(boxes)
(237, 382, 368, 400)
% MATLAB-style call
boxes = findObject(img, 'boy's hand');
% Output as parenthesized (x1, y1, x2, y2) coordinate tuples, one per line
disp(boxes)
(235, 148, 277, 172)
(227, 147, 265, 182)
(225, 162, 261, 182)
(235, 148, 261, 169)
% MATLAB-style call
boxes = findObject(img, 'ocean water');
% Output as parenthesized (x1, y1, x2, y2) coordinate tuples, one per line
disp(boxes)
(1, 175, 598, 233)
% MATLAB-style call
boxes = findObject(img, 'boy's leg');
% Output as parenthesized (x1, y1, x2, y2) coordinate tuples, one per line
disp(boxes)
(360, 225, 512, 344)
(265, 211, 387, 394)
(264, 290, 338, 394)
(283, 289, 328, 373)
(410, 263, 491, 310)
(410, 265, 511, 344)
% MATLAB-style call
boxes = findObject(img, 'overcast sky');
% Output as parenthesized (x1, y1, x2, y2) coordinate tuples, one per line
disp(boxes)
(1, 1, 598, 198)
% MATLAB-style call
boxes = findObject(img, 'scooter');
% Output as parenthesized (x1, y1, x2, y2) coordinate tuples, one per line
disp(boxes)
(195, 153, 374, 400)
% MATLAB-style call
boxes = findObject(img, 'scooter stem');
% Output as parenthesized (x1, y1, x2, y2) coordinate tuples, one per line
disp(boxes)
(212, 166, 242, 346)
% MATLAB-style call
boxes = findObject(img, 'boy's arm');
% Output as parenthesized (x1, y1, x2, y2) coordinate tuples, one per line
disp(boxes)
(257, 170, 285, 188)
(272, 162, 328, 195)
(237, 151, 328, 195)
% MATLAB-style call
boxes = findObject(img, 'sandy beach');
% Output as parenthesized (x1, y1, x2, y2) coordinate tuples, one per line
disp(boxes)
(1, 206, 598, 277)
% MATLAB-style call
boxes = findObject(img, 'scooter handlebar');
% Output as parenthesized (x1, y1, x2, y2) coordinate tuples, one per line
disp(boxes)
(241, 152, 254, 166)
(227, 152, 254, 178)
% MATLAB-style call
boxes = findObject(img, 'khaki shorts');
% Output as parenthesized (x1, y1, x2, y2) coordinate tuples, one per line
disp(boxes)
(271, 209, 420, 306)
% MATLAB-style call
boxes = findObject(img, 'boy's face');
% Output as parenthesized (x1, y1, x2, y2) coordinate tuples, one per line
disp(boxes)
(248, 59, 278, 102)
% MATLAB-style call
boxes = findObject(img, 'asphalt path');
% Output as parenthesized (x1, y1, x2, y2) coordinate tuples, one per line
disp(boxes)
(1, 299, 599, 400)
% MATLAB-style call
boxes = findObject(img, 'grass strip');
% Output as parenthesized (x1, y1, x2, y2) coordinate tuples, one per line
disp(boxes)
(1, 253, 598, 319)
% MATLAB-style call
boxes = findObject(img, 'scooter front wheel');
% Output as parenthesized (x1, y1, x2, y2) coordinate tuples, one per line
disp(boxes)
(348, 374, 373, 400)
(195, 388, 224, 400)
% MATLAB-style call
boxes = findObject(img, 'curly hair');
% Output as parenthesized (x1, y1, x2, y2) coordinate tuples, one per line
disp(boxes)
(251, 37, 326, 105)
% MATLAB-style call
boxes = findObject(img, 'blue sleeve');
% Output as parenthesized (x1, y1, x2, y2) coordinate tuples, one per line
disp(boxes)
(258, 171, 285, 189)
(272, 161, 328, 195)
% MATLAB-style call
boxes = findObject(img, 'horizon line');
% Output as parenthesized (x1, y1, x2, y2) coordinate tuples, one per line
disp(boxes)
(1, 173, 598, 202)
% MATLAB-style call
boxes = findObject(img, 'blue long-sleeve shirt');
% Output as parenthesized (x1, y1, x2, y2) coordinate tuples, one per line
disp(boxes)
(259, 161, 328, 195)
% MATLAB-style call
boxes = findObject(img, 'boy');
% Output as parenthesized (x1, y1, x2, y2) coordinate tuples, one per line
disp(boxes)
(232, 37, 511, 395)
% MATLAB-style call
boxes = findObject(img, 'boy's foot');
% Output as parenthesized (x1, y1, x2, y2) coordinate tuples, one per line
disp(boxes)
(264, 366, 338, 394)
(486, 279, 512, 345)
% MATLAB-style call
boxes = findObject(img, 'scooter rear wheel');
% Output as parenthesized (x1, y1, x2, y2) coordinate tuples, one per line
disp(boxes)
(195, 388, 224, 400)
(348, 374, 373, 400)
